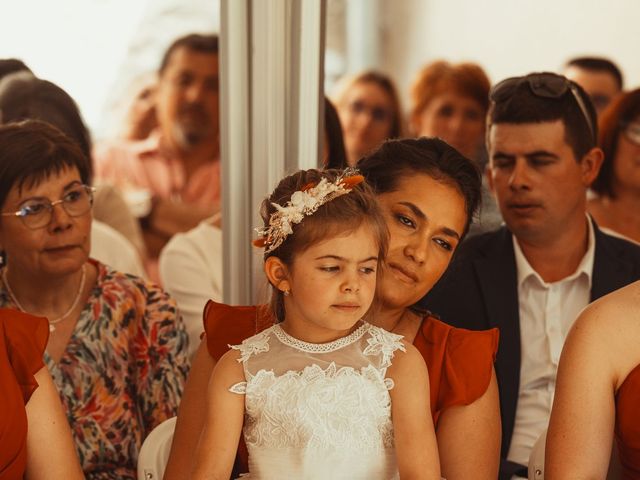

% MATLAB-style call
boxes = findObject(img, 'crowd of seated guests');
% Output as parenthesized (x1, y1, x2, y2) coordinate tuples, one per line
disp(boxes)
(2, 31, 640, 480)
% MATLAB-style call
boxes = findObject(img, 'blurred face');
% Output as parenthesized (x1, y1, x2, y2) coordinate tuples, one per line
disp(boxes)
(338, 81, 395, 165)
(613, 120, 640, 191)
(156, 47, 219, 153)
(279, 225, 379, 342)
(487, 121, 598, 243)
(376, 174, 467, 310)
(564, 66, 620, 115)
(0, 166, 91, 279)
(413, 91, 485, 160)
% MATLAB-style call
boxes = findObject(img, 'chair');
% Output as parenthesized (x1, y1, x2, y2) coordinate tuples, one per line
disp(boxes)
(137, 416, 177, 480)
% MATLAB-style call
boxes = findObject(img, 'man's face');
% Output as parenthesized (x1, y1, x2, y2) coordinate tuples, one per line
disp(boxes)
(564, 66, 620, 115)
(487, 121, 598, 244)
(156, 47, 219, 153)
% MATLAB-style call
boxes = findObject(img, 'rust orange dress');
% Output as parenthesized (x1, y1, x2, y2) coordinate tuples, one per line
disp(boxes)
(203, 300, 499, 472)
(0, 309, 48, 480)
(616, 363, 640, 479)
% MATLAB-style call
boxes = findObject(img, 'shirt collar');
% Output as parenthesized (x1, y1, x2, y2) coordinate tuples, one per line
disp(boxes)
(513, 215, 595, 289)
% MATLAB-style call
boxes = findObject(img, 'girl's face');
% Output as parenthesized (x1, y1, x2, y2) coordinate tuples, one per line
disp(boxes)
(376, 173, 467, 310)
(276, 224, 379, 343)
(613, 119, 640, 192)
(0, 166, 92, 279)
(338, 81, 395, 165)
(412, 91, 485, 160)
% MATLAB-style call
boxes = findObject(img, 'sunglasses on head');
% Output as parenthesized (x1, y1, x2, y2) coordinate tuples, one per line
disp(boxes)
(490, 72, 595, 143)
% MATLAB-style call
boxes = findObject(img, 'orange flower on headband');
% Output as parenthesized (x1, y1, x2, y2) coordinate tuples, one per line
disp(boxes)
(254, 170, 364, 253)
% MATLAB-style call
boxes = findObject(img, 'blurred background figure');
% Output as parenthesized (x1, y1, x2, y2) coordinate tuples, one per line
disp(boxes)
(114, 71, 158, 141)
(0, 72, 146, 276)
(333, 70, 402, 166)
(409, 60, 501, 236)
(564, 56, 624, 116)
(322, 97, 348, 169)
(589, 88, 640, 243)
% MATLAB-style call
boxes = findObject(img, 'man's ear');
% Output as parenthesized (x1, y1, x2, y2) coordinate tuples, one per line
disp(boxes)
(264, 256, 291, 293)
(580, 147, 604, 187)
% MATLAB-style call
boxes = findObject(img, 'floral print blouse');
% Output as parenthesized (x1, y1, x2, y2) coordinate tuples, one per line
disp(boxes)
(0, 260, 190, 480)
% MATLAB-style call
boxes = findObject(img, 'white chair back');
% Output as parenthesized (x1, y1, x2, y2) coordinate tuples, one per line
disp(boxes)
(137, 416, 177, 480)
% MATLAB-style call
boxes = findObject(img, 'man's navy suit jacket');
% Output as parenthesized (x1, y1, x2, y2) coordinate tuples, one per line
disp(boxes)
(420, 223, 640, 478)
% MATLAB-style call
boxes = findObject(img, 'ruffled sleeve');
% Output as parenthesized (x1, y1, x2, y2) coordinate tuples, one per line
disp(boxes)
(2, 309, 49, 403)
(413, 315, 499, 425)
(202, 301, 274, 361)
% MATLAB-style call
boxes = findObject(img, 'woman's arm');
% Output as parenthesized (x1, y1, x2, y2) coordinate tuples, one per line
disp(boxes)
(546, 303, 620, 479)
(190, 349, 245, 480)
(25, 367, 84, 480)
(164, 338, 217, 480)
(388, 341, 441, 479)
(435, 368, 501, 480)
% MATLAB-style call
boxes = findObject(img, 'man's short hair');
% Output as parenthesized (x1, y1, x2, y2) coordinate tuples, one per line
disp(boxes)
(488, 73, 597, 161)
(158, 34, 219, 74)
(565, 56, 624, 91)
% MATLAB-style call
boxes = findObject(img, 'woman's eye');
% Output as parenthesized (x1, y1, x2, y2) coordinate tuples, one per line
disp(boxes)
(434, 238, 453, 252)
(20, 203, 46, 216)
(396, 214, 415, 228)
(64, 190, 82, 202)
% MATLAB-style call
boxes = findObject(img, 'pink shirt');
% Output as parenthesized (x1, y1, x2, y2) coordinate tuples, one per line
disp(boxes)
(94, 132, 220, 209)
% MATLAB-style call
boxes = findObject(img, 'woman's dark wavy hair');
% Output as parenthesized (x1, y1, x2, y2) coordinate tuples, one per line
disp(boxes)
(357, 137, 482, 239)
(592, 88, 640, 198)
(258, 168, 389, 322)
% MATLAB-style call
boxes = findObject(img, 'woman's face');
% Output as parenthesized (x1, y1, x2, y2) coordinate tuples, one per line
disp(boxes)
(412, 91, 485, 160)
(613, 120, 640, 191)
(0, 166, 91, 278)
(339, 81, 395, 165)
(376, 173, 467, 310)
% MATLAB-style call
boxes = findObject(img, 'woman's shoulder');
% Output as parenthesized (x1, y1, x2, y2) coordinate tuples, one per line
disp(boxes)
(0, 309, 49, 402)
(414, 315, 499, 419)
(203, 300, 275, 360)
(93, 260, 175, 304)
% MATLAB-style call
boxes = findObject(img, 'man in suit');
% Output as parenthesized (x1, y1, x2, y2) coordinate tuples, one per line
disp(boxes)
(422, 72, 640, 479)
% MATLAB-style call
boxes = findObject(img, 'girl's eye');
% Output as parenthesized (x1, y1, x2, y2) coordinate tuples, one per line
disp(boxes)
(319, 266, 339, 272)
(397, 214, 415, 228)
(434, 238, 453, 252)
(359, 267, 376, 275)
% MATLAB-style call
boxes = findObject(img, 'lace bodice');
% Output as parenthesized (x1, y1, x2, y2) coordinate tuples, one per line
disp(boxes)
(229, 322, 405, 480)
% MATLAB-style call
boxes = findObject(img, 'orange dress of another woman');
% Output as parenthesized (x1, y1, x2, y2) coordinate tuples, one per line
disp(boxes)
(202, 300, 499, 472)
(615, 363, 640, 479)
(0, 308, 49, 480)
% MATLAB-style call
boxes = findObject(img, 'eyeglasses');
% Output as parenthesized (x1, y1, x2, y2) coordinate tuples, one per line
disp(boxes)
(1, 184, 95, 229)
(622, 121, 640, 146)
(348, 100, 392, 124)
(490, 73, 595, 143)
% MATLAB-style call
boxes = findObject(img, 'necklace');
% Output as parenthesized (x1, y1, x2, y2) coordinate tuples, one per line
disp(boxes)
(2, 265, 87, 332)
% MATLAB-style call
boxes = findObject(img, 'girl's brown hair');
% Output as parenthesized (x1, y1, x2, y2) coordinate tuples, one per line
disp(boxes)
(258, 169, 388, 322)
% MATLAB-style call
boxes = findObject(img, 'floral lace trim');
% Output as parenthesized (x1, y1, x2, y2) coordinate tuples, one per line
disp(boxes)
(363, 326, 405, 369)
(272, 322, 368, 353)
(229, 382, 247, 394)
(230, 330, 271, 363)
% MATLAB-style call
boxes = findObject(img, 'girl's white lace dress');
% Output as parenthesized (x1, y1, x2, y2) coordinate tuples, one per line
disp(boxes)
(229, 321, 405, 480)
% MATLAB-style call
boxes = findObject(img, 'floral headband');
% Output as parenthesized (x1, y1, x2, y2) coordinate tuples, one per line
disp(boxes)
(253, 170, 365, 253)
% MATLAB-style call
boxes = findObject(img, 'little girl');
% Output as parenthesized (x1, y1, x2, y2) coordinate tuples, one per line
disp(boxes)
(191, 169, 441, 479)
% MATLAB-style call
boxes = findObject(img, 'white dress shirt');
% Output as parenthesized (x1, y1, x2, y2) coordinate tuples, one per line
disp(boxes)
(507, 218, 595, 468)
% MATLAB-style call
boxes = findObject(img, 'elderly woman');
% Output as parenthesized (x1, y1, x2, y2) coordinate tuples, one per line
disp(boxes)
(409, 60, 501, 236)
(0, 120, 189, 479)
(588, 88, 640, 243)
(165, 138, 501, 480)
(334, 70, 403, 166)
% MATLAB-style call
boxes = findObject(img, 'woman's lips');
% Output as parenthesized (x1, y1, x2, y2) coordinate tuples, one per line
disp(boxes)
(388, 263, 418, 284)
